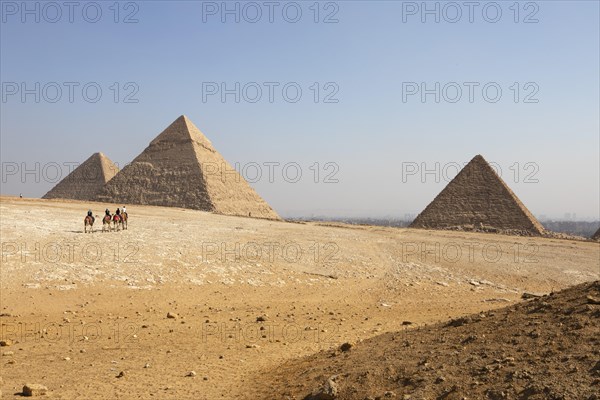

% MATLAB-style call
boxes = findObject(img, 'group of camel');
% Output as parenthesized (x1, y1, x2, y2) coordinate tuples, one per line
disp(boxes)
(84, 210, 128, 233)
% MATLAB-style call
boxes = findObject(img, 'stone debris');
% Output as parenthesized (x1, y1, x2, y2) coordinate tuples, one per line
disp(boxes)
(586, 295, 600, 305)
(309, 375, 339, 399)
(22, 384, 48, 397)
(522, 292, 544, 299)
(339, 342, 353, 352)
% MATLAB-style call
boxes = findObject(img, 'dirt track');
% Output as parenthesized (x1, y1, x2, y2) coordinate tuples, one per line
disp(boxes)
(1, 197, 598, 399)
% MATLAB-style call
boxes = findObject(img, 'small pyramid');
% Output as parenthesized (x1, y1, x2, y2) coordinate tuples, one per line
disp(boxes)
(96, 115, 280, 220)
(43, 152, 119, 201)
(410, 155, 545, 235)
(592, 227, 600, 241)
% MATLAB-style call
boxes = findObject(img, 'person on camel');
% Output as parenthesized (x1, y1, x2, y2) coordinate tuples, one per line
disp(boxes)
(87, 209, 95, 224)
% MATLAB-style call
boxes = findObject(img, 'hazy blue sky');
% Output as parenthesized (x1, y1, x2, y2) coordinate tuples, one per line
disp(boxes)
(1, 1, 599, 219)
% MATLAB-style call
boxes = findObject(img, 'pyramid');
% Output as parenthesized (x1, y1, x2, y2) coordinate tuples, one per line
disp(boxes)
(95, 115, 280, 220)
(410, 155, 545, 235)
(43, 152, 119, 201)
(592, 227, 600, 241)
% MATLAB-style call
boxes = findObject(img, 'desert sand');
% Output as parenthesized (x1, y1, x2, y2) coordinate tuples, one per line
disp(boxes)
(0, 196, 598, 399)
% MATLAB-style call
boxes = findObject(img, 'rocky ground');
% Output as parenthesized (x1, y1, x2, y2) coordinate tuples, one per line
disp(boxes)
(250, 281, 600, 400)
(0, 197, 598, 399)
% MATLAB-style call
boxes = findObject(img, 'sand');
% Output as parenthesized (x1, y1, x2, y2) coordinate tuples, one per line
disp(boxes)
(0, 196, 598, 398)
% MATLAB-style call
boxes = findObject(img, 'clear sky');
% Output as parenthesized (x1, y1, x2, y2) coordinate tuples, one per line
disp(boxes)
(1, 0, 599, 219)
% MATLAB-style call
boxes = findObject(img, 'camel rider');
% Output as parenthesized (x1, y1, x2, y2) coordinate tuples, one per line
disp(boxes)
(87, 210, 95, 224)
(122, 206, 127, 215)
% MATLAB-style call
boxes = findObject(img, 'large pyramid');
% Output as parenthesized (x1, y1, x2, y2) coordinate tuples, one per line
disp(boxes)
(43, 152, 119, 201)
(95, 115, 280, 220)
(592, 227, 600, 241)
(410, 155, 545, 235)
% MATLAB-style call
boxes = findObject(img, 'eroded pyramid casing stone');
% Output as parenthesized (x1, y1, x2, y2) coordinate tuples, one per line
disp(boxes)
(96, 115, 280, 220)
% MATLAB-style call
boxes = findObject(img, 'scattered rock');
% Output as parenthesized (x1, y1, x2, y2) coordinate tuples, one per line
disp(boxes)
(447, 317, 470, 327)
(522, 292, 543, 299)
(166, 312, 178, 319)
(186, 371, 197, 377)
(484, 298, 511, 303)
(309, 376, 338, 399)
(256, 316, 267, 322)
(0, 340, 12, 347)
(586, 296, 600, 305)
(340, 342, 353, 352)
(22, 383, 48, 397)
(116, 371, 125, 378)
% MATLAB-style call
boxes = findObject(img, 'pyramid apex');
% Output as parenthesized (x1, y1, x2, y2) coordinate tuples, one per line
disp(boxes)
(174, 114, 195, 125)
(150, 115, 212, 148)
(179, 115, 200, 130)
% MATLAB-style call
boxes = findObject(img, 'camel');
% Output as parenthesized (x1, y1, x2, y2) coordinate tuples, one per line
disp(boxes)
(121, 212, 128, 230)
(102, 214, 112, 232)
(112, 214, 122, 231)
(84, 215, 94, 233)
